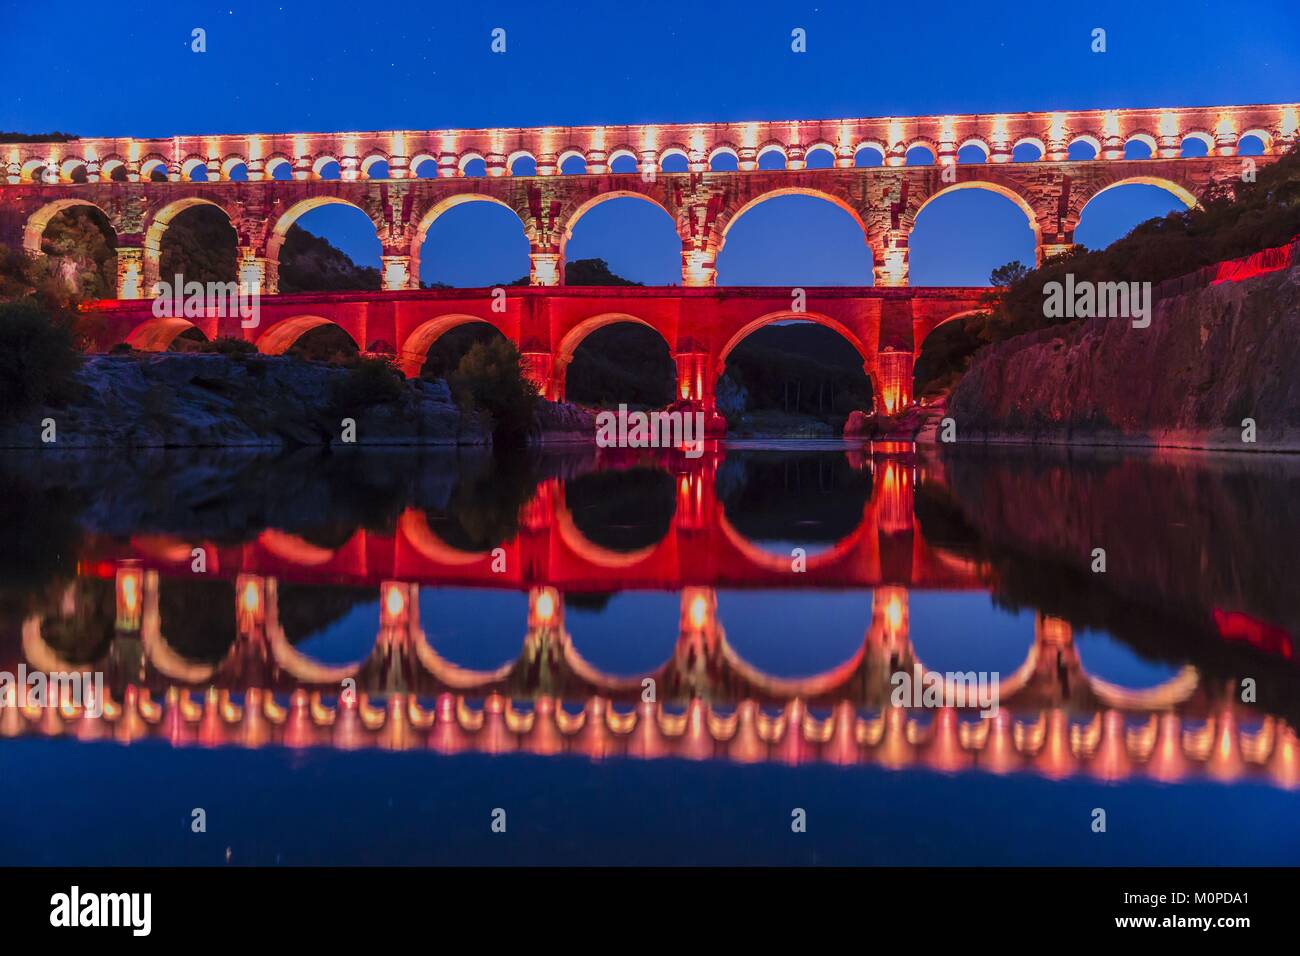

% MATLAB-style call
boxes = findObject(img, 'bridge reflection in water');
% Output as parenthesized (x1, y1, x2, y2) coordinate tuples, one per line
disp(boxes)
(6, 449, 1297, 790)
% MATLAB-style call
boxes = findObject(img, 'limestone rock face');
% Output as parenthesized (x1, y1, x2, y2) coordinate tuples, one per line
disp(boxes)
(0, 354, 489, 449)
(948, 264, 1300, 449)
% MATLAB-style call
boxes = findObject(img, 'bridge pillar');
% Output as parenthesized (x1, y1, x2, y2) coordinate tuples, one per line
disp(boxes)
(520, 350, 557, 399)
(870, 229, 910, 287)
(681, 249, 716, 287)
(529, 251, 562, 286)
(237, 247, 278, 296)
(873, 349, 913, 414)
(380, 254, 415, 291)
(115, 241, 145, 299)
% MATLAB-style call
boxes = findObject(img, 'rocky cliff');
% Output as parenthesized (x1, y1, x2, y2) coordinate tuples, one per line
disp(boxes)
(0, 353, 489, 449)
(947, 259, 1300, 450)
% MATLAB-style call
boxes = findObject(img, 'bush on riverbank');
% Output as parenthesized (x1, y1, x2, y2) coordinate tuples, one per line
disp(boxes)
(448, 338, 539, 445)
(0, 300, 83, 420)
(332, 356, 407, 410)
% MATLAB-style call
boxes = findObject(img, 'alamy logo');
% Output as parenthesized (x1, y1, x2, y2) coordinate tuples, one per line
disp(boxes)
(50, 886, 151, 936)
(1042, 273, 1152, 328)
(890, 665, 1000, 717)
(0, 666, 104, 716)
(595, 404, 705, 458)
(152, 273, 260, 328)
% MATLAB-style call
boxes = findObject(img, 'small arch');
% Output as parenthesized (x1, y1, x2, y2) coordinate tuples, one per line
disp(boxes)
(458, 151, 487, 176)
(854, 142, 885, 167)
(507, 150, 537, 176)
(264, 154, 293, 181)
(708, 144, 740, 171)
(362, 153, 390, 179)
(181, 157, 209, 181)
(140, 156, 169, 182)
(410, 153, 439, 178)
(1067, 134, 1100, 160)
(21, 159, 48, 183)
(803, 142, 836, 169)
(659, 146, 689, 172)
(312, 155, 341, 180)
(59, 157, 87, 181)
(608, 148, 638, 173)
(1123, 132, 1156, 159)
(1012, 136, 1045, 161)
(221, 155, 249, 180)
(558, 149, 588, 174)
(1237, 130, 1270, 156)
(257, 316, 360, 356)
(905, 143, 936, 166)
(1180, 130, 1214, 158)
(756, 142, 788, 170)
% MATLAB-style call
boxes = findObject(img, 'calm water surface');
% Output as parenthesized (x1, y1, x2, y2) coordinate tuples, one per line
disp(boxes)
(1, 443, 1297, 865)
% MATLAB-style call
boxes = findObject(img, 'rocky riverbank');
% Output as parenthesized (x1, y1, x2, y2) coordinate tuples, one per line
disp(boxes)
(946, 252, 1300, 450)
(0, 353, 492, 449)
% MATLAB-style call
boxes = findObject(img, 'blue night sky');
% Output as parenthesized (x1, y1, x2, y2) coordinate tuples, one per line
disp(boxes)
(2, 0, 1297, 287)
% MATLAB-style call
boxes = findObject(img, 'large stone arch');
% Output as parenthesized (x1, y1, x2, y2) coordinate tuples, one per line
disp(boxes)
(715, 186, 870, 254)
(553, 311, 677, 403)
(1078, 174, 1201, 213)
(23, 197, 116, 254)
(143, 196, 238, 289)
(409, 193, 529, 283)
(268, 196, 381, 269)
(557, 188, 677, 264)
(256, 314, 360, 356)
(911, 179, 1041, 243)
(399, 312, 512, 378)
(125, 316, 207, 352)
(716, 308, 873, 372)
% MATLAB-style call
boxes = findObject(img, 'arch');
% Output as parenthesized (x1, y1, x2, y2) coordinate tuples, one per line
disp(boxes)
(1067, 134, 1100, 160)
(659, 146, 689, 172)
(221, 155, 248, 180)
(756, 142, 788, 169)
(23, 198, 116, 254)
(139, 157, 169, 181)
(99, 157, 126, 181)
(311, 154, 341, 179)
(399, 313, 510, 378)
(143, 196, 235, 277)
(555, 311, 673, 369)
(269, 196, 379, 263)
(854, 141, 886, 166)
(905, 140, 937, 165)
(410, 193, 527, 283)
(558, 149, 588, 174)
(716, 309, 871, 370)
(264, 154, 293, 181)
(181, 156, 209, 181)
(1012, 136, 1045, 161)
(708, 144, 740, 170)
(559, 189, 675, 260)
(507, 150, 536, 175)
(458, 150, 487, 176)
(916, 307, 987, 351)
(257, 315, 360, 356)
(719, 186, 868, 244)
(957, 138, 990, 163)
(1081, 176, 1199, 212)
(361, 152, 390, 178)
(20, 159, 48, 183)
(1237, 130, 1271, 155)
(410, 153, 439, 178)
(58, 157, 87, 181)
(804, 142, 837, 168)
(125, 316, 206, 351)
(608, 147, 638, 173)
(913, 180, 1038, 238)
(1180, 129, 1214, 157)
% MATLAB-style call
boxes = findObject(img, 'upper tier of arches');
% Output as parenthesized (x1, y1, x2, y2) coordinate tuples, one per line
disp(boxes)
(5, 104, 1295, 183)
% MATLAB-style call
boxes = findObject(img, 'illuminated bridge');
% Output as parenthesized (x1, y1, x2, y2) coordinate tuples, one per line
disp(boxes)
(1, 101, 1295, 412)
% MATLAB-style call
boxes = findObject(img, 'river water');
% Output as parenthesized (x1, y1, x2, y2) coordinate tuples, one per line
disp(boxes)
(0, 443, 1297, 864)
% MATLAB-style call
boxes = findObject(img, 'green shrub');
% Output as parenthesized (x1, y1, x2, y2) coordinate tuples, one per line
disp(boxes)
(448, 339, 539, 444)
(196, 336, 258, 357)
(333, 355, 407, 410)
(0, 300, 84, 419)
